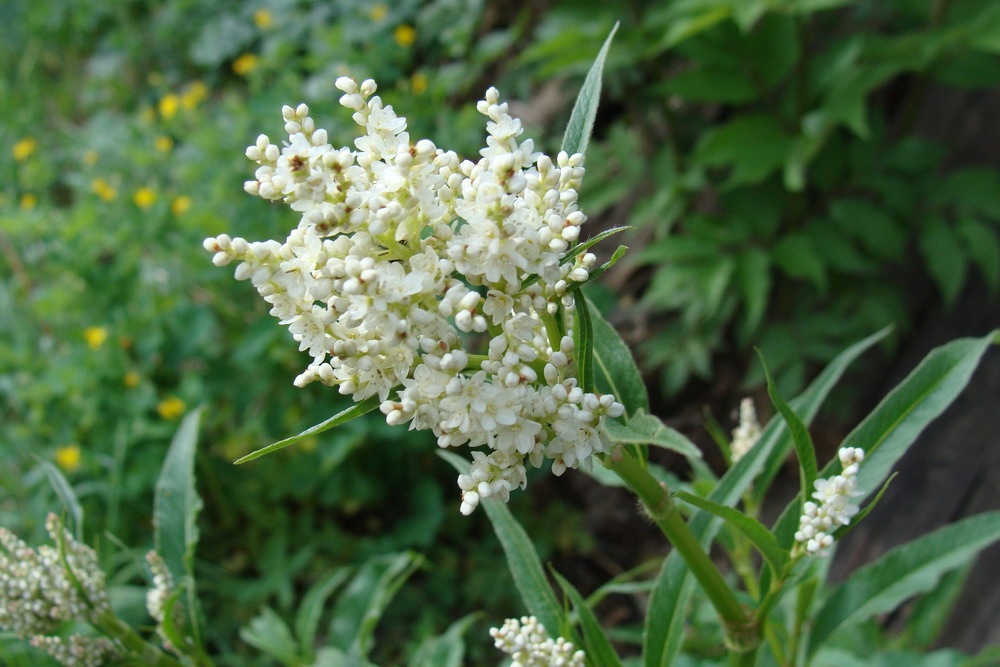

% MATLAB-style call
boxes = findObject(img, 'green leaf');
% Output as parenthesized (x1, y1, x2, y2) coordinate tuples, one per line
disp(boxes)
(602, 411, 702, 461)
(567, 244, 627, 291)
(957, 217, 1000, 291)
(643, 327, 890, 667)
(574, 295, 595, 394)
(919, 218, 967, 307)
(809, 511, 1000, 656)
(771, 332, 995, 553)
(694, 114, 794, 186)
(234, 396, 380, 464)
(438, 450, 563, 636)
(661, 67, 758, 103)
(759, 350, 818, 508)
(832, 473, 896, 542)
(35, 458, 84, 539)
(523, 226, 632, 289)
(898, 563, 972, 650)
(409, 613, 479, 667)
(588, 295, 649, 420)
(772, 232, 828, 292)
(240, 606, 300, 667)
(561, 22, 619, 157)
(295, 568, 352, 660)
(735, 248, 771, 340)
(551, 571, 622, 667)
(328, 552, 421, 658)
(675, 491, 787, 579)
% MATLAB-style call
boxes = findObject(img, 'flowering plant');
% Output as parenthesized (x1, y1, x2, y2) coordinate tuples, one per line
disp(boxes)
(5, 23, 1000, 667)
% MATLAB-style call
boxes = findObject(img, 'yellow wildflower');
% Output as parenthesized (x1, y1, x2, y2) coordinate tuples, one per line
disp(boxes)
(411, 71, 428, 95)
(181, 81, 208, 109)
(233, 53, 259, 76)
(171, 195, 192, 216)
(13, 137, 37, 162)
(84, 326, 108, 350)
(123, 371, 141, 388)
(159, 94, 180, 119)
(83, 150, 99, 165)
(154, 135, 174, 153)
(369, 3, 388, 22)
(20, 193, 37, 210)
(92, 177, 117, 202)
(134, 187, 157, 209)
(55, 444, 82, 473)
(140, 106, 156, 124)
(253, 8, 273, 29)
(394, 24, 416, 48)
(157, 396, 186, 420)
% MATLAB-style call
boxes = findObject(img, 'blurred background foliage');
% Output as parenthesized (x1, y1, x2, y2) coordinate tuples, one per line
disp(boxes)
(2, 0, 999, 663)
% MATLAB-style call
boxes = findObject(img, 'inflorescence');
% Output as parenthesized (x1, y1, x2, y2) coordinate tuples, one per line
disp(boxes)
(730, 397, 761, 463)
(205, 78, 624, 514)
(793, 447, 865, 558)
(490, 615, 585, 666)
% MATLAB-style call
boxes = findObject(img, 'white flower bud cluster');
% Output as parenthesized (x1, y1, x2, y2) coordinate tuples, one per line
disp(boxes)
(490, 615, 585, 666)
(146, 550, 183, 653)
(206, 78, 625, 514)
(730, 397, 761, 463)
(0, 515, 119, 665)
(793, 447, 865, 557)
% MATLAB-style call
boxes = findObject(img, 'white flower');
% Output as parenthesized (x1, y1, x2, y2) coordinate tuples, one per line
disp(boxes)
(793, 447, 865, 558)
(731, 397, 761, 463)
(490, 615, 585, 667)
(208, 79, 625, 514)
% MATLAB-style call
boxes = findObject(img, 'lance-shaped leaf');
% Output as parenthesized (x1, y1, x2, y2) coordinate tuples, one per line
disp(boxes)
(410, 613, 479, 667)
(561, 22, 619, 156)
(294, 568, 352, 660)
(551, 570, 623, 667)
(602, 411, 702, 461)
(643, 328, 887, 667)
(759, 350, 818, 509)
(154, 407, 204, 647)
(234, 396, 379, 464)
(675, 491, 786, 579)
(438, 450, 563, 636)
(36, 458, 84, 540)
(574, 295, 596, 394)
(771, 331, 996, 552)
(808, 511, 1000, 656)
(522, 226, 632, 289)
(589, 296, 649, 420)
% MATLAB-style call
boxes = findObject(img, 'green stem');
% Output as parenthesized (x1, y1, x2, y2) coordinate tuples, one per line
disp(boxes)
(607, 450, 754, 648)
(96, 610, 186, 667)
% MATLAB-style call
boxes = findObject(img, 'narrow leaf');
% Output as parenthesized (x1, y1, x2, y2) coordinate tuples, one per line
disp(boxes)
(809, 511, 1000, 655)
(154, 407, 205, 649)
(832, 473, 896, 541)
(561, 22, 619, 157)
(644, 327, 889, 667)
(328, 552, 421, 658)
(235, 396, 379, 464)
(675, 491, 787, 578)
(574, 294, 596, 393)
(522, 226, 632, 288)
(154, 408, 203, 586)
(552, 571, 623, 667)
(35, 458, 84, 539)
(602, 411, 702, 461)
(759, 350, 818, 508)
(409, 613, 479, 667)
(567, 245, 628, 293)
(294, 568, 352, 660)
(240, 606, 300, 666)
(438, 450, 563, 635)
(588, 295, 649, 419)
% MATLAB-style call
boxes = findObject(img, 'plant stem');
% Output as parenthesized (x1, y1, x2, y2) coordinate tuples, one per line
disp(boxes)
(607, 450, 755, 649)
(97, 610, 187, 667)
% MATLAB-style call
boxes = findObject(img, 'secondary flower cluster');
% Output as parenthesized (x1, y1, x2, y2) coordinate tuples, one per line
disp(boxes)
(205, 78, 624, 514)
(490, 615, 585, 666)
(730, 397, 761, 463)
(0, 515, 119, 666)
(793, 447, 865, 558)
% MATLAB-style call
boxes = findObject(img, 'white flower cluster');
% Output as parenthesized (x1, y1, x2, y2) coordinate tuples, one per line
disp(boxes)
(205, 78, 624, 514)
(793, 447, 865, 557)
(0, 514, 119, 665)
(490, 615, 585, 666)
(730, 397, 761, 463)
(146, 550, 183, 653)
